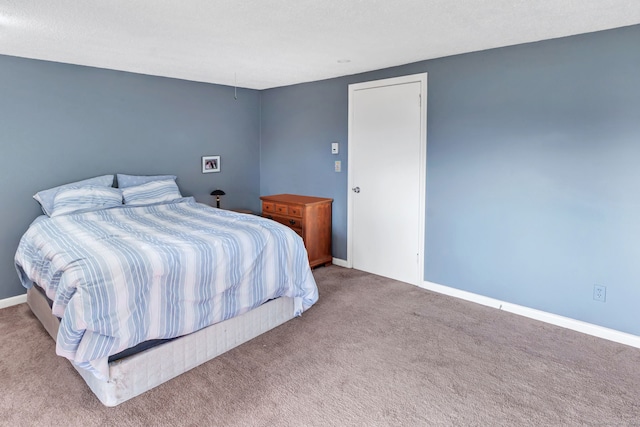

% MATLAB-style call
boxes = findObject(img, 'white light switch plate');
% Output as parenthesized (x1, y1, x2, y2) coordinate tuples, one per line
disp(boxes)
(331, 142, 339, 154)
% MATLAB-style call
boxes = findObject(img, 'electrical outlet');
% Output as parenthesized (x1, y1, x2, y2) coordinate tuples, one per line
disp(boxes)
(334, 160, 341, 172)
(593, 285, 606, 302)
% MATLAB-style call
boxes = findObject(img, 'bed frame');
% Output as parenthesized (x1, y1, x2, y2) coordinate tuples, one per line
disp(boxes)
(27, 286, 296, 406)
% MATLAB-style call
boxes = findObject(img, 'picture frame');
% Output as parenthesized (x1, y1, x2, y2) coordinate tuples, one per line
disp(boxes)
(202, 155, 220, 173)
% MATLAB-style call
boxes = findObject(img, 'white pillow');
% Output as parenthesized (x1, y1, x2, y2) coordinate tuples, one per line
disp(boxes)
(117, 174, 177, 188)
(50, 186, 122, 217)
(33, 175, 114, 216)
(122, 179, 182, 206)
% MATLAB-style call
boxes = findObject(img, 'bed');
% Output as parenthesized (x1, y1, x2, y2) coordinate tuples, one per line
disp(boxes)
(14, 177, 318, 406)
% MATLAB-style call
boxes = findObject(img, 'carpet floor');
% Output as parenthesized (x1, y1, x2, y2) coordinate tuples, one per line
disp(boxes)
(1, 266, 639, 426)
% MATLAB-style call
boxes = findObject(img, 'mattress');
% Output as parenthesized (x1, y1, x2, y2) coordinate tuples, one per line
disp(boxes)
(31, 284, 174, 363)
(27, 286, 296, 406)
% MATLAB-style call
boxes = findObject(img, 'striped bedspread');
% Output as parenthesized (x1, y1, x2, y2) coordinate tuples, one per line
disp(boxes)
(15, 198, 318, 380)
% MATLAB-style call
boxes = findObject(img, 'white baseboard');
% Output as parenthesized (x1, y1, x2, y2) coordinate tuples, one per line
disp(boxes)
(420, 280, 640, 350)
(0, 293, 27, 310)
(331, 258, 349, 268)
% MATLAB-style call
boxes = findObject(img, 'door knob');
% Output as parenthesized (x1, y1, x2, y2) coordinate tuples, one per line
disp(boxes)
(352, 187, 360, 193)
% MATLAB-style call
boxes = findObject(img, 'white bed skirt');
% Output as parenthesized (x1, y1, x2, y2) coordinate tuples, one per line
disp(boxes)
(27, 286, 296, 406)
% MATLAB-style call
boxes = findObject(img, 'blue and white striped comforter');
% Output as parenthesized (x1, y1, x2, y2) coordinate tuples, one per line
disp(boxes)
(15, 197, 318, 380)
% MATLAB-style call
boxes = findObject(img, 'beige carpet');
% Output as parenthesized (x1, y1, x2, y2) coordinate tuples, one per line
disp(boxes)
(1, 266, 640, 426)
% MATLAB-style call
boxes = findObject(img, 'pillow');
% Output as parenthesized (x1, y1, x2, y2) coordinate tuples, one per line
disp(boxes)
(33, 175, 114, 216)
(50, 186, 123, 217)
(116, 174, 177, 188)
(122, 179, 182, 206)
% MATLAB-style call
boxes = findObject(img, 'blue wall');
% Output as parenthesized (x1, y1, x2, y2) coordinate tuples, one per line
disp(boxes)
(0, 55, 261, 300)
(260, 80, 349, 258)
(260, 25, 640, 335)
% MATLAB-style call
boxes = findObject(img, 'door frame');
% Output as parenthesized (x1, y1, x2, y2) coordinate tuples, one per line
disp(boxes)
(346, 73, 427, 285)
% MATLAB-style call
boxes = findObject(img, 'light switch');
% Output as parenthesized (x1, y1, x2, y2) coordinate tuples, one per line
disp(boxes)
(334, 160, 341, 172)
(331, 142, 339, 154)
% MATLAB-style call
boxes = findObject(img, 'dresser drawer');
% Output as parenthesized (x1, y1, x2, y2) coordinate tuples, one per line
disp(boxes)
(267, 214, 303, 230)
(262, 202, 275, 213)
(289, 206, 302, 217)
(275, 204, 289, 215)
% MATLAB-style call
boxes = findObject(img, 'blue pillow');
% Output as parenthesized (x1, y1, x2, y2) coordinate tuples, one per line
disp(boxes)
(33, 175, 114, 216)
(50, 186, 123, 217)
(122, 179, 182, 206)
(117, 174, 177, 188)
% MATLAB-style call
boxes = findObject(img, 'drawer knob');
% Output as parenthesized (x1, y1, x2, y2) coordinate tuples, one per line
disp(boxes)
(289, 219, 296, 225)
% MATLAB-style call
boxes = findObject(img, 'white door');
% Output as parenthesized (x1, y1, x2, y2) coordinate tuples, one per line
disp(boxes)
(348, 74, 426, 285)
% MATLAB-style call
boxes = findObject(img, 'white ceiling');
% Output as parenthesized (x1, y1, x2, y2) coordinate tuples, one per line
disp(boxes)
(1, 0, 639, 90)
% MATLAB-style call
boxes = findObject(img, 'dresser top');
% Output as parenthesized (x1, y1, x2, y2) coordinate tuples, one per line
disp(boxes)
(260, 194, 333, 205)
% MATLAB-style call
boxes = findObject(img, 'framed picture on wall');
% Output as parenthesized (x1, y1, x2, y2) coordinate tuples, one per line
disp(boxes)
(202, 155, 220, 173)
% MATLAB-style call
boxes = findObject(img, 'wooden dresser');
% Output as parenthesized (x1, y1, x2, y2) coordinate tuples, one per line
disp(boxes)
(260, 194, 333, 268)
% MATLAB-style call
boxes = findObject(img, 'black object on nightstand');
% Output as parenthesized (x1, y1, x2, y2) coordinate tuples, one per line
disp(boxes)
(210, 189, 225, 208)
